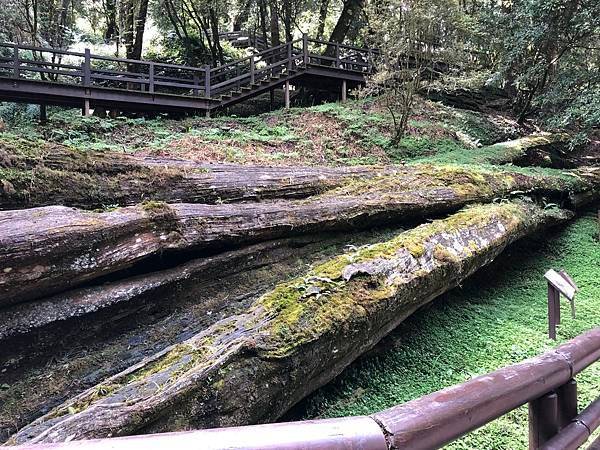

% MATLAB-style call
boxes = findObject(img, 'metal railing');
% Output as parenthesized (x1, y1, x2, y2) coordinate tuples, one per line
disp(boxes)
(10, 327, 600, 450)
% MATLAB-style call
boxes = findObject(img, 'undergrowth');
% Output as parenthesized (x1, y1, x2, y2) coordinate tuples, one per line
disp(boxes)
(292, 212, 600, 449)
(0, 98, 528, 166)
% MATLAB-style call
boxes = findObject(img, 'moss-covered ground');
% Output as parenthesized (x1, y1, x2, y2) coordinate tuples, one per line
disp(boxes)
(290, 211, 600, 449)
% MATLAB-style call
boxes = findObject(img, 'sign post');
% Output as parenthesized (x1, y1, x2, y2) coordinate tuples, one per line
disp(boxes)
(544, 269, 578, 340)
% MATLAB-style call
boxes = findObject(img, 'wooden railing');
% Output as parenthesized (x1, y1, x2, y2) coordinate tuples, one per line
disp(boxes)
(219, 31, 270, 50)
(0, 35, 374, 102)
(0, 42, 209, 97)
(9, 327, 600, 450)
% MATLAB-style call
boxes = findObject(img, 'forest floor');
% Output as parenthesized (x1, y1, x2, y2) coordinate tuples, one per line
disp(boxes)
(289, 211, 600, 449)
(1, 97, 532, 166)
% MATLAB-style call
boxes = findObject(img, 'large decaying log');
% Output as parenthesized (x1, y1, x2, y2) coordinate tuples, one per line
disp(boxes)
(0, 230, 394, 443)
(0, 164, 592, 307)
(6, 201, 571, 445)
(478, 133, 570, 165)
(0, 139, 376, 209)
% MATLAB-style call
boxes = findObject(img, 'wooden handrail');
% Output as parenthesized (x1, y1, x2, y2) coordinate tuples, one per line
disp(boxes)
(0, 37, 374, 106)
(8, 328, 600, 450)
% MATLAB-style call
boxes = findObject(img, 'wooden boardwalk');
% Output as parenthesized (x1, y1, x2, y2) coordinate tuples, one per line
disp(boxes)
(0, 35, 373, 116)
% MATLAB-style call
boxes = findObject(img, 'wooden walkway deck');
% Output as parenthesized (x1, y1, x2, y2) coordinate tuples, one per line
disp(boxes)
(0, 35, 374, 116)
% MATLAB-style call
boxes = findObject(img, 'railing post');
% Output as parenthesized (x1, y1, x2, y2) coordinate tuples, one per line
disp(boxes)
(193, 74, 199, 96)
(287, 41, 292, 72)
(250, 55, 255, 84)
(13, 43, 19, 79)
(204, 65, 211, 98)
(148, 62, 154, 94)
(302, 33, 308, 66)
(548, 283, 558, 340)
(557, 379, 578, 429)
(83, 48, 91, 87)
(284, 80, 290, 108)
(335, 43, 340, 68)
(529, 392, 559, 449)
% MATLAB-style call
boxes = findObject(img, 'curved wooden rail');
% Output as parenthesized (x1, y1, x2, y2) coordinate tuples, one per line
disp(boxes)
(9, 327, 600, 450)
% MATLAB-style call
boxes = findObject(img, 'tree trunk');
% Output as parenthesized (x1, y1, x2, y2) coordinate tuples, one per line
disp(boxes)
(326, 0, 364, 49)
(0, 164, 595, 307)
(6, 202, 571, 444)
(233, 0, 253, 32)
(103, 0, 118, 41)
(269, 0, 281, 47)
(130, 0, 149, 61)
(1, 232, 386, 441)
(316, 0, 329, 41)
(0, 143, 381, 209)
(258, 0, 269, 47)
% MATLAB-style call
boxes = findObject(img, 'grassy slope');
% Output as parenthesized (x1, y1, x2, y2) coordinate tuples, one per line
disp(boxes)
(0, 98, 526, 167)
(291, 212, 600, 449)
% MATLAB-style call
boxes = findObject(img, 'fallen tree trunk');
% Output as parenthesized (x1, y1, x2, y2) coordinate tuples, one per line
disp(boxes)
(0, 140, 375, 209)
(1, 230, 393, 443)
(6, 201, 571, 445)
(0, 164, 593, 307)
(477, 133, 571, 165)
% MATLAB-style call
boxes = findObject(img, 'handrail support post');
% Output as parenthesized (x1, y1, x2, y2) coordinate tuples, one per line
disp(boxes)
(149, 62, 154, 94)
(83, 48, 91, 87)
(284, 80, 290, 108)
(13, 43, 20, 79)
(529, 391, 559, 449)
(204, 65, 211, 98)
(557, 379, 578, 429)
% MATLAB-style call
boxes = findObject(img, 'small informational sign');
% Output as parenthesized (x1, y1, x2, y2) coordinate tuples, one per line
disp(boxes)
(544, 269, 576, 301)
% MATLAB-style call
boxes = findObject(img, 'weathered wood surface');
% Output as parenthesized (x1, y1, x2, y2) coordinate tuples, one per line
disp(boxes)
(0, 133, 581, 210)
(0, 165, 592, 307)
(0, 141, 379, 209)
(6, 202, 571, 445)
(0, 230, 394, 443)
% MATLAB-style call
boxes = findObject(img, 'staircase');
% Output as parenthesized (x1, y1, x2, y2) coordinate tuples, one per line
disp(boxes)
(0, 35, 374, 115)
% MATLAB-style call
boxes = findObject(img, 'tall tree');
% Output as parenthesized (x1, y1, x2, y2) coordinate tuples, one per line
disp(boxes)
(363, 0, 464, 143)
(327, 0, 364, 44)
(480, 0, 600, 124)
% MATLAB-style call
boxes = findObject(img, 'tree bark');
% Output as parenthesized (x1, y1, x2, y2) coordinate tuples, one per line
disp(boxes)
(316, 0, 329, 41)
(326, 0, 364, 48)
(130, 0, 149, 61)
(6, 202, 571, 444)
(0, 143, 380, 209)
(0, 164, 596, 307)
(1, 232, 389, 442)
(269, 0, 281, 47)
(233, 0, 253, 31)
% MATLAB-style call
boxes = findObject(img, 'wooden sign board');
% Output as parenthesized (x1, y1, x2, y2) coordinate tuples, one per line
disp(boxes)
(558, 270, 578, 292)
(544, 269, 576, 300)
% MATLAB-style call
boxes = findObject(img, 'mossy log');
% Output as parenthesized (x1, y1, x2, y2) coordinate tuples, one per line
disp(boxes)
(1, 231, 395, 442)
(6, 202, 571, 445)
(0, 139, 377, 209)
(479, 133, 571, 165)
(0, 231, 390, 372)
(0, 164, 591, 307)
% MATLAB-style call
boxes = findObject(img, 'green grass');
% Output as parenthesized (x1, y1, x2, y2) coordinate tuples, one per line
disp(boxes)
(292, 213, 600, 449)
